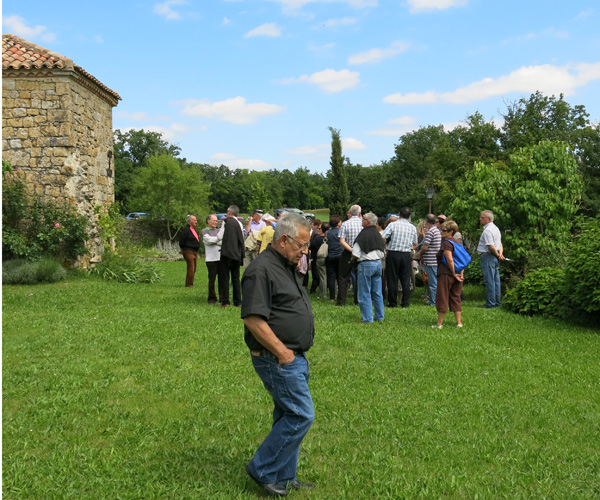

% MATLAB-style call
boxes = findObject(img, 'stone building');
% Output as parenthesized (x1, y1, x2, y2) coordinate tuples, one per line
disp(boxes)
(2, 33, 120, 266)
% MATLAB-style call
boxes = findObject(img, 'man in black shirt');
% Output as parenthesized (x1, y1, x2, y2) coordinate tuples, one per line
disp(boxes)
(241, 213, 315, 497)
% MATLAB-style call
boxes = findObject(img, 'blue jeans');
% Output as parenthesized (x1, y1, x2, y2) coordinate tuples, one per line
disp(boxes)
(357, 260, 385, 323)
(480, 253, 501, 306)
(423, 265, 438, 306)
(247, 351, 314, 484)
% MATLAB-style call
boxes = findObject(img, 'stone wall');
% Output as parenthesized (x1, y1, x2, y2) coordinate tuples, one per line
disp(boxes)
(2, 69, 117, 267)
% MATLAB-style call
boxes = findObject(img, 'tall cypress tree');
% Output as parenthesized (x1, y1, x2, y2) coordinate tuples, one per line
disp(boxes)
(328, 126, 349, 218)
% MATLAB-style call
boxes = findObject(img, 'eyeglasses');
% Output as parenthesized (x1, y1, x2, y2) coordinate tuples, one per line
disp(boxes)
(286, 235, 309, 251)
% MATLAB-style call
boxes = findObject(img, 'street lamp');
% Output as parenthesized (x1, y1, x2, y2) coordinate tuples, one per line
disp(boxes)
(426, 186, 434, 213)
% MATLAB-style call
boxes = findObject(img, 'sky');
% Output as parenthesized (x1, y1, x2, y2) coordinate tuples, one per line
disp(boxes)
(3, 0, 600, 173)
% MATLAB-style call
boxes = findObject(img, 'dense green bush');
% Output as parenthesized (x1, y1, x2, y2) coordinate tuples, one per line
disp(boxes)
(93, 251, 162, 283)
(504, 267, 566, 317)
(564, 217, 600, 313)
(3, 258, 67, 285)
(2, 171, 89, 262)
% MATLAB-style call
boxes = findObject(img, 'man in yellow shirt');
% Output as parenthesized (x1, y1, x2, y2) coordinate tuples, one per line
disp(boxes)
(257, 214, 276, 254)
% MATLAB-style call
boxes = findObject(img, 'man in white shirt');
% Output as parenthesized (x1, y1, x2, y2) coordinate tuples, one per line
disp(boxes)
(477, 210, 505, 308)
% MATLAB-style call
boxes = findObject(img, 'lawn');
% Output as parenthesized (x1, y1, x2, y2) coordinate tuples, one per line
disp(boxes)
(3, 260, 599, 499)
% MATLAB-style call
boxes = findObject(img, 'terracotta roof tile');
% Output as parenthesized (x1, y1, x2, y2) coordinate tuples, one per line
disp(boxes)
(2, 33, 121, 101)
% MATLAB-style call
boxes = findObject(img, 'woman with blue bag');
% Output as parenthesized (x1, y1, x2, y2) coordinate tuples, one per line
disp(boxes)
(432, 220, 471, 329)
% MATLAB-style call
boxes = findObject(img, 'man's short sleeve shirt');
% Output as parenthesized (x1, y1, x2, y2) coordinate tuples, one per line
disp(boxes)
(477, 222, 502, 255)
(241, 246, 315, 352)
(382, 219, 418, 252)
(339, 216, 363, 248)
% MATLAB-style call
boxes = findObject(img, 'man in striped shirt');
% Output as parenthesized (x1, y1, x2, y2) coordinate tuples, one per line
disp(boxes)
(382, 207, 418, 308)
(416, 214, 442, 306)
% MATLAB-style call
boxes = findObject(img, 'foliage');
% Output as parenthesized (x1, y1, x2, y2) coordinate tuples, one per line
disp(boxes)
(2, 172, 89, 262)
(95, 201, 126, 252)
(328, 126, 349, 217)
(113, 129, 182, 210)
(153, 239, 184, 260)
(93, 250, 163, 283)
(500, 91, 600, 217)
(3, 258, 67, 285)
(564, 217, 600, 314)
(450, 141, 583, 274)
(503, 268, 566, 316)
(130, 154, 209, 240)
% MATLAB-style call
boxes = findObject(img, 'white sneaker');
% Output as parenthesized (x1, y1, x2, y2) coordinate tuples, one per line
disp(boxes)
(431, 325, 443, 329)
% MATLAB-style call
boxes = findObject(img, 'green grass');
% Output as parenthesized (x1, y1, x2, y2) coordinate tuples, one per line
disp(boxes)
(3, 261, 599, 499)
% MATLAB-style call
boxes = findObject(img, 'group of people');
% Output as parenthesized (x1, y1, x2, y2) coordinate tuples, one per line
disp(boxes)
(179, 206, 505, 497)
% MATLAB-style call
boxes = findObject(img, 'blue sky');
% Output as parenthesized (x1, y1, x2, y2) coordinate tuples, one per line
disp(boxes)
(3, 0, 599, 173)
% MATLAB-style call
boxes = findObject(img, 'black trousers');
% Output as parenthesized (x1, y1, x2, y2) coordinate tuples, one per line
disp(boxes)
(326, 256, 340, 300)
(337, 250, 357, 306)
(386, 251, 412, 308)
(218, 255, 242, 306)
(309, 258, 320, 292)
(205, 260, 220, 303)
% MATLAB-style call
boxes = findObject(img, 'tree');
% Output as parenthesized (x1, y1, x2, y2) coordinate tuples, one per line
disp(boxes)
(113, 129, 181, 210)
(130, 155, 209, 240)
(450, 141, 583, 274)
(500, 92, 600, 216)
(328, 127, 349, 217)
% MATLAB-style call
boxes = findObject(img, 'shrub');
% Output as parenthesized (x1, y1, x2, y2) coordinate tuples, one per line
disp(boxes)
(35, 258, 68, 283)
(153, 239, 184, 260)
(564, 217, 600, 314)
(2, 258, 67, 285)
(93, 251, 162, 283)
(504, 267, 566, 317)
(2, 171, 89, 262)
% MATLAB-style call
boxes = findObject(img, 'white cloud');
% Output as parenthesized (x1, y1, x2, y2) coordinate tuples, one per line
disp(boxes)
(383, 63, 600, 105)
(503, 27, 568, 45)
(176, 96, 285, 124)
(210, 153, 271, 170)
(223, 17, 231, 25)
(2, 15, 56, 42)
(120, 123, 190, 143)
(280, 68, 360, 92)
(244, 23, 282, 38)
(94, 35, 104, 43)
(342, 137, 367, 150)
(270, 0, 377, 12)
(406, 0, 468, 13)
(367, 116, 419, 136)
(308, 42, 336, 51)
(320, 17, 358, 29)
(154, 0, 188, 20)
(286, 144, 326, 155)
(348, 41, 411, 65)
(575, 8, 594, 21)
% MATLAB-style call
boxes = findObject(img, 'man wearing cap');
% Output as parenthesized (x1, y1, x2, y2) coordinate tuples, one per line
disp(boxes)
(257, 214, 276, 254)
(245, 209, 266, 236)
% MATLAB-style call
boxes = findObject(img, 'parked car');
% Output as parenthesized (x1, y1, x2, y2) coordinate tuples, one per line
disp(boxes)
(273, 208, 315, 221)
(125, 212, 147, 220)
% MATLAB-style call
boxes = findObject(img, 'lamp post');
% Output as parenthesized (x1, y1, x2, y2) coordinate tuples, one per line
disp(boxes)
(426, 186, 434, 214)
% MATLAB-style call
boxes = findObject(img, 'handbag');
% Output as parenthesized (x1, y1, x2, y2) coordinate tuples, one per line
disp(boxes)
(317, 241, 329, 259)
(442, 240, 472, 272)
